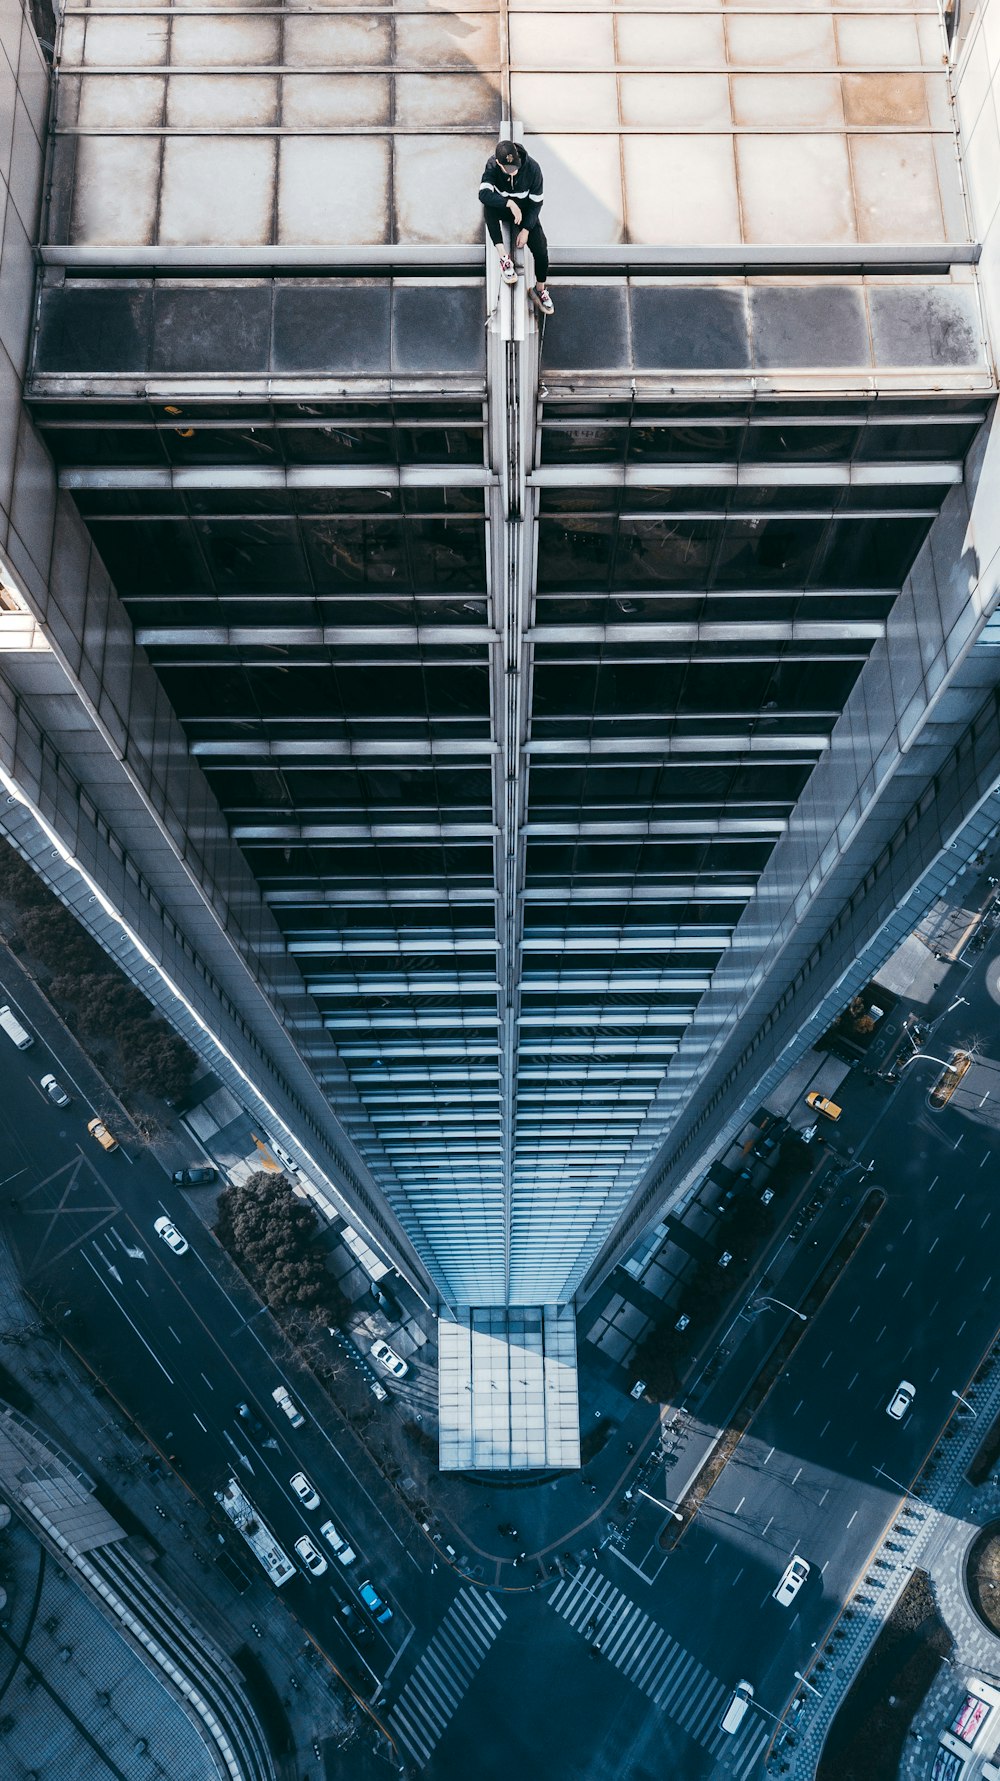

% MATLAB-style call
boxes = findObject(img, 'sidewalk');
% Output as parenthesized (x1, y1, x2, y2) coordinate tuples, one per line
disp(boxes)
(0, 1226, 359, 1778)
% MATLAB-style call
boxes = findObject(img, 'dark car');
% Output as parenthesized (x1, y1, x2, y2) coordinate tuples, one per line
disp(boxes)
(173, 1164, 218, 1187)
(236, 1402, 266, 1438)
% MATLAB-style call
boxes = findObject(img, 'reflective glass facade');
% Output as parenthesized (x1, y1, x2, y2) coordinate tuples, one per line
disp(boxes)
(11, 0, 1000, 1322)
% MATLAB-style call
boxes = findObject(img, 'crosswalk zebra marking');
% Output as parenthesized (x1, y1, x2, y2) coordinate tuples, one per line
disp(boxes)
(387, 1587, 507, 1768)
(548, 1567, 769, 1775)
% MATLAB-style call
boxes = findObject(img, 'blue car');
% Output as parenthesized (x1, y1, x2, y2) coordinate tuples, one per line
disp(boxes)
(358, 1579, 393, 1624)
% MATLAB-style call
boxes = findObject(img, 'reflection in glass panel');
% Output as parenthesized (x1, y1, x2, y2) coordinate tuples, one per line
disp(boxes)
(88, 520, 213, 594)
(613, 520, 717, 589)
(282, 426, 394, 465)
(856, 421, 981, 462)
(713, 519, 826, 588)
(741, 424, 861, 462)
(406, 520, 487, 590)
(162, 427, 282, 467)
(195, 519, 311, 592)
(628, 425, 745, 462)
(536, 517, 615, 591)
(813, 517, 930, 588)
(540, 427, 628, 466)
(301, 518, 407, 590)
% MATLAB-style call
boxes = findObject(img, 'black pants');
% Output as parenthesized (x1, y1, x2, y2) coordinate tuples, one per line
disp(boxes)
(484, 210, 549, 282)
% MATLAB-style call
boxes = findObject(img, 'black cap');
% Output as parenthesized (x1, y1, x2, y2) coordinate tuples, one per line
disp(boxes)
(495, 140, 520, 168)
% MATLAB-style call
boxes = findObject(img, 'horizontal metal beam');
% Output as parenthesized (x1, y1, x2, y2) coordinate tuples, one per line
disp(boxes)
(39, 243, 980, 272)
(233, 822, 496, 841)
(523, 818, 784, 838)
(194, 739, 498, 760)
(530, 462, 962, 488)
(524, 734, 827, 757)
(61, 465, 494, 491)
(137, 624, 496, 648)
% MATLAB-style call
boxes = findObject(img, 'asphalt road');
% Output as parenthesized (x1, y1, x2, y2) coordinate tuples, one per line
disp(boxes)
(0, 954, 447, 1727)
(5, 938, 1000, 1781)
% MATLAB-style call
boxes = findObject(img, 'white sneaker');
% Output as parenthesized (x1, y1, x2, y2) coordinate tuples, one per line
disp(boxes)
(532, 285, 555, 316)
(498, 254, 518, 286)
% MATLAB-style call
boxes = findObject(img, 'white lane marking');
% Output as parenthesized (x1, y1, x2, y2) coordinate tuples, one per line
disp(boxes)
(983, 1214, 993, 1230)
(167, 1326, 182, 1344)
(985, 1277, 993, 1294)
(704, 1543, 718, 1565)
(901, 1282, 912, 1300)
(957, 1321, 966, 1337)
(762, 1516, 773, 1537)
(956, 1192, 966, 1208)
(791, 1467, 802, 1487)
(200, 1373, 214, 1390)
(847, 1510, 858, 1529)
(822, 1351, 833, 1369)
(81, 1253, 174, 1384)
(764, 1447, 774, 1465)
(928, 1237, 939, 1254)
(875, 1263, 886, 1279)
(732, 1567, 743, 1588)
(930, 1366, 940, 1383)
(902, 1218, 912, 1235)
(820, 1420, 830, 1438)
(193, 1413, 207, 1431)
(849, 1305, 860, 1323)
(929, 1301, 939, 1316)
(793, 1399, 803, 1415)
(875, 1326, 886, 1342)
(848, 1372, 859, 1390)
(735, 1495, 745, 1515)
(135, 1281, 149, 1298)
(819, 1488, 829, 1506)
(929, 1176, 938, 1190)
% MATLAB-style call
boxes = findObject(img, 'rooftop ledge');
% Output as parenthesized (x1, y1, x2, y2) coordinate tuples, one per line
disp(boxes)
(39, 243, 981, 277)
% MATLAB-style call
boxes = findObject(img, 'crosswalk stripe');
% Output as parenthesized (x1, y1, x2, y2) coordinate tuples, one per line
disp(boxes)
(734, 1725, 770, 1779)
(546, 1569, 755, 1762)
(388, 1590, 507, 1768)
(637, 1637, 675, 1694)
(615, 1620, 652, 1669)
(431, 1629, 477, 1683)
(671, 1663, 710, 1723)
(622, 1627, 663, 1678)
(686, 1680, 727, 1741)
(413, 1638, 459, 1709)
(390, 1704, 433, 1763)
(657, 1651, 697, 1711)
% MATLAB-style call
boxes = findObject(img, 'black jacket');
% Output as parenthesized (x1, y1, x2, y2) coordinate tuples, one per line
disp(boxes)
(479, 148, 544, 231)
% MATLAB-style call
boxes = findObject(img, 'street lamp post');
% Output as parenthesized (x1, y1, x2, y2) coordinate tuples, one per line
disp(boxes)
(873, 1463, 924, 1502)
(754, 1297, 807, 1322)
(793, 1670, 822, 1697)
(952, 1390, 978, 1416)
(637, 1487, 683, 1523)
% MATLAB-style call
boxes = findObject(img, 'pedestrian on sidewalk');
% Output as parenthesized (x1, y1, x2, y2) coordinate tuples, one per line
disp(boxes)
(479, 140, 554, 315)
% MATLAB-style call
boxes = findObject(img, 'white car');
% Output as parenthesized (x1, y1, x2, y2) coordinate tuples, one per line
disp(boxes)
(272, 1385, 305, 1428)
(320, 1518, 357, 1565)
(40, 1073, 71, 1106)
(887, 1379, 916, 1421)
(294, 1535, 327, 1577)
(290, 1471, 319, 1510)
(268, 1137, 299, 1175)
(773, 1554, 810, 1607)
(370, 1339, 408, 1379)
(153, 1215, 189, 1255)
(674, 1313, 691, 1333)
(718, 1251, 733, 1269)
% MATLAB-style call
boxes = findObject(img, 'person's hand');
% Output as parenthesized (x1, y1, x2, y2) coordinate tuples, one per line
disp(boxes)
(507, 199, 522, 224)
(515, 227, 529, 248)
